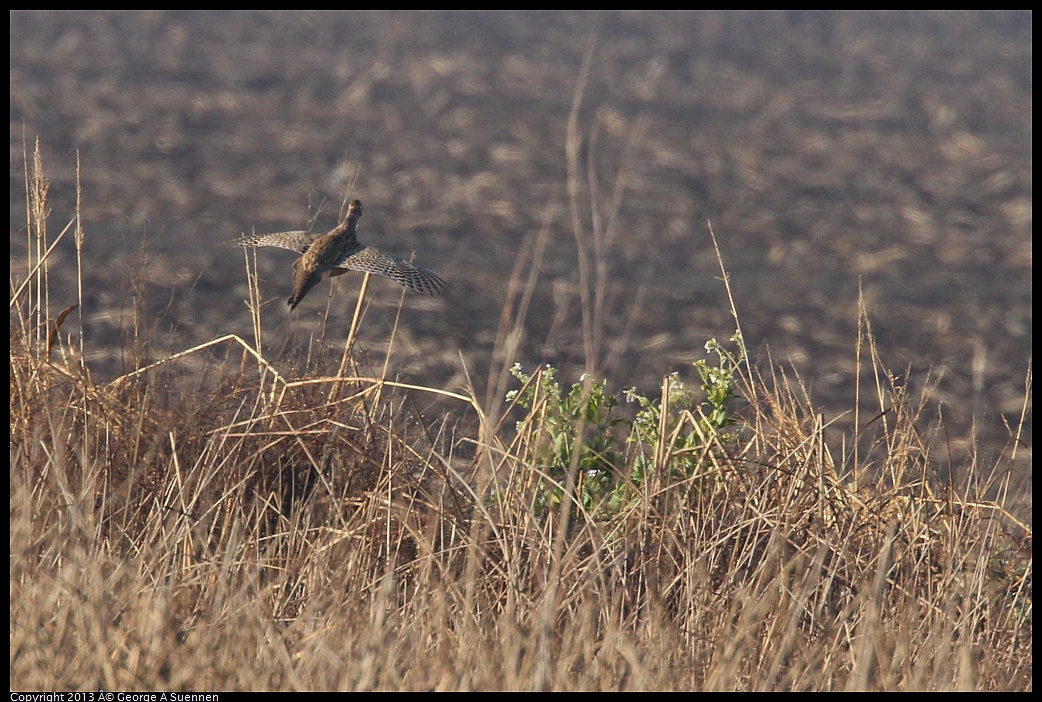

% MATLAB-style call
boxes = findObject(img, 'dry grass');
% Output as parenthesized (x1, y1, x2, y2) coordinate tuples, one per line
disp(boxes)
(10, 144, 1031, 691)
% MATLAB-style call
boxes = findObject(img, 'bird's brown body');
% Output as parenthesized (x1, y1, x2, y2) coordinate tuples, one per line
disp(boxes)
(237, 199, 446, 309)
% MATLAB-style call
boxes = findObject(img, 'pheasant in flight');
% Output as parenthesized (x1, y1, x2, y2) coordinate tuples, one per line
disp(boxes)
(236, 199, 447, 310)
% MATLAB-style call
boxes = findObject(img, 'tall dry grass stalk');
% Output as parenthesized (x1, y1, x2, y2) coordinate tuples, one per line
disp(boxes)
(10, 143, 1030, 691)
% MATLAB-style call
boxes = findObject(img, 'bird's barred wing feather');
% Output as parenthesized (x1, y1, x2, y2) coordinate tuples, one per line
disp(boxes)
(332, 246, 447, 295)
(237, 230, 317, 254)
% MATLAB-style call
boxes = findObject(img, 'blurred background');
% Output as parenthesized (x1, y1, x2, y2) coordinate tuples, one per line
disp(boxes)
(10, 11, 1031, 482)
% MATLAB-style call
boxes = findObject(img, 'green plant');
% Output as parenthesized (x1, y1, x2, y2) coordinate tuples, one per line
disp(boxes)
(623, 332, 745, 500)
(694, 331, 745, 433)
(506, 363, 628, 516)
(504, 333, 746, 519)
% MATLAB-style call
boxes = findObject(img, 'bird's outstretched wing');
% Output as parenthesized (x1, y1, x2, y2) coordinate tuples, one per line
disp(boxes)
(331, 246, 448, 296)
(236, 231, 317, 255)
